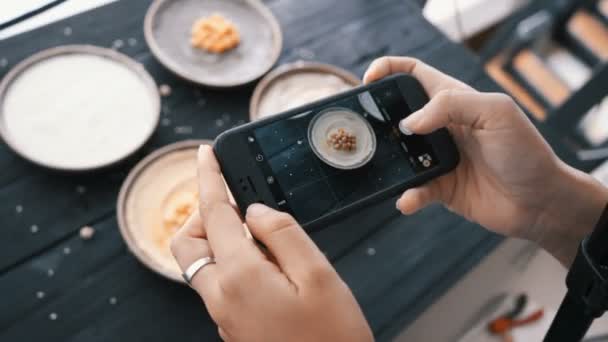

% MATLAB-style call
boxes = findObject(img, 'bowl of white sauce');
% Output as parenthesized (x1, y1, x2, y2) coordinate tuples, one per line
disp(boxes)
(249, 61, 360, 121)
(0, 45, 160, 171)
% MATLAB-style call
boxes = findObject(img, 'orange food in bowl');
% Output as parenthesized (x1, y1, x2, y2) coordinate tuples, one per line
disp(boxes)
(158, 190, 198, 249)
(191, 13, 240, 53)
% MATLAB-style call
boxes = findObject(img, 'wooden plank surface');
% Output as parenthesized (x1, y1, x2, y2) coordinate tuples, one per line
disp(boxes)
(0, 0, 505, 340)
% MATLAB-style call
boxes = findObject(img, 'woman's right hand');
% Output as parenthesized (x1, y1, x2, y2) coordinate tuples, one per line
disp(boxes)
(364, 56, 608, 266)
(170, 146, 373, 342)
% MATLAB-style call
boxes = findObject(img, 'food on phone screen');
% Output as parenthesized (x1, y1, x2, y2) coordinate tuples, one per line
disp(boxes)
(309, 107, 376, 170)
(327, 128, 357, 152)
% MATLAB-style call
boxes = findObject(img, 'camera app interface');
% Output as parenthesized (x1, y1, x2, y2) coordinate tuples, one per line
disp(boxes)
(248, 81, 438, 224)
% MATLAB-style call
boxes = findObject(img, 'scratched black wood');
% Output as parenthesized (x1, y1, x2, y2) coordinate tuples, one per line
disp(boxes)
(0, 1, 509, 341)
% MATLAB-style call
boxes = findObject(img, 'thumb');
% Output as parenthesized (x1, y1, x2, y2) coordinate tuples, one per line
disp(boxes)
(245, 204, 329, 284)
(400, 90, 510, 135)
(396, 181, 443, 215)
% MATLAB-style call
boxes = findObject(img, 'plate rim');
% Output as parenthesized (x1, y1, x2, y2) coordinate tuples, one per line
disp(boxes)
(144, 0, 283, 88)
(0, 44, 161, 172)
(249, 60, 361, 121)
(117, 139, 212, 284)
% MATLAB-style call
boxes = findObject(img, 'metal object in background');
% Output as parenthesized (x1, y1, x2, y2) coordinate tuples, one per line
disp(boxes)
(503, 10, 554, 62)
(544, 205, 608, 342)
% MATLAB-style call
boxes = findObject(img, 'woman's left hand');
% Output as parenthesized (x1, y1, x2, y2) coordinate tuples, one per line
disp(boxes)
(170, 145, 373, 342)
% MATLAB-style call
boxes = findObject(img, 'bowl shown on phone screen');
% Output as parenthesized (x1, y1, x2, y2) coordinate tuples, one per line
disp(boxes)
(308, 107, 377, 170)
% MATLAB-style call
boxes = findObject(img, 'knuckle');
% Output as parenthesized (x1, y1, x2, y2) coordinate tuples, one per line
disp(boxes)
(219, 256, 260, 294)
(304, 261, 335, 289)
(218, 327, 230, 342)
(435, 89, 455, 106)
(243, 261, 264, 281)
(201, 201, 232, 221)
(212, 311, 233, 333)
(219, 264, 242, 295)
(406, 56, 421, 66)
(374, 56, 390, 65)
(258, 211, 300, 236)
(272, 212, 298, 229)
(371, 56, 394, 71)
(169, 233, 182, 256)
(199, 292, 231, 327)
(491, 93, 518, 113)
(236, 248, 262, 275)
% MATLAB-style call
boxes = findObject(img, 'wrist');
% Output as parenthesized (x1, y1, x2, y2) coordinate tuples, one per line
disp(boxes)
(534, 161, 608, 267)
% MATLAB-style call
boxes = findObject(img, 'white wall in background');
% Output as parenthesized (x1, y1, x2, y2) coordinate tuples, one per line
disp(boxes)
(424, 0, 530, 41)
(0, 0, 116, 40)
(0, 0, 530, 42)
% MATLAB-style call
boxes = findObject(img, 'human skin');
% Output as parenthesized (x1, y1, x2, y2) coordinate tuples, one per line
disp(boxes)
(170, 56, 608, 341)
(364, 56, 608, 267)
(170, 146, 373, 342)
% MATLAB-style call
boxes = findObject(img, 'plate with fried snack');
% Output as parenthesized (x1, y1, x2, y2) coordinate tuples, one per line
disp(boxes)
(145, 0, 282, 87)
(117, 140, 243, 283)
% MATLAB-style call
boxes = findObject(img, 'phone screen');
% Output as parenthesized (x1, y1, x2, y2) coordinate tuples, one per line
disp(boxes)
(246, 80, 438, 224)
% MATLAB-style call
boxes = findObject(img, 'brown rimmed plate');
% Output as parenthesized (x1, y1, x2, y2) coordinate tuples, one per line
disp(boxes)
(118, 140, 209, 283)
(249, 60, 360, 121)
(0, 45, 160, 172)
(117, 140, 240, 283)
(144, 0, 283, 87)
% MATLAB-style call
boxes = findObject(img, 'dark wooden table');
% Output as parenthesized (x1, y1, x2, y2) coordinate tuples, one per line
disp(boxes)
(0, 1, 511, 341)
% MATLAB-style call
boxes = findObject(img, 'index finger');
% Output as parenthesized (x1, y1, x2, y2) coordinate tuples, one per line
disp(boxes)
(197, 145, 248, 259)
(245, 204, 331, 285)
(363, 56, 472, 97)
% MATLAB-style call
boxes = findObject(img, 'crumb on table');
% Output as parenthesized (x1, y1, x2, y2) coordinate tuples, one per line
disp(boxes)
(79, 226, 95, 240)
(159, 84, 172, 97)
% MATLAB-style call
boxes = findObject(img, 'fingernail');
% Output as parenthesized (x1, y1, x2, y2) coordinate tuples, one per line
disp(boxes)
(247, 203, 272, 216)
(362, 71, 371, 84)
(197, 146, 204, 162)
(395, 199, 405, 214)
(400, 109, 424, 135)
(198, 144, 209, 156)
(399, 119, 413, 135)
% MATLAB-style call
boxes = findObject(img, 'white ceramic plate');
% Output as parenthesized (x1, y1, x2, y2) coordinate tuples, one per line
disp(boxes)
(0, 45, 160, 171)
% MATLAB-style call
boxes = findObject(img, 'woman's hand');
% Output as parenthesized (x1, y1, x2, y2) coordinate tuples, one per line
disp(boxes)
(170, 146, 373, 342)
(364, 56, 608, 266)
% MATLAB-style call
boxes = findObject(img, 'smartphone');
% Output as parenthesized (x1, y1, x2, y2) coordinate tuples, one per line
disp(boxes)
(214, 73, 459, 230)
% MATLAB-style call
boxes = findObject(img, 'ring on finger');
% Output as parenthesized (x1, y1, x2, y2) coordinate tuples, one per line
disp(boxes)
(183, 256, 216, 286)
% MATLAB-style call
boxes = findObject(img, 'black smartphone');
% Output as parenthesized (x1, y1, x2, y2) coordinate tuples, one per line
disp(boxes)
(214, 73, 459, 230)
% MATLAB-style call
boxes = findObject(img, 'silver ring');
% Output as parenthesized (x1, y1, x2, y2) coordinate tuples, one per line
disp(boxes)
(182, 257, 216, 285)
